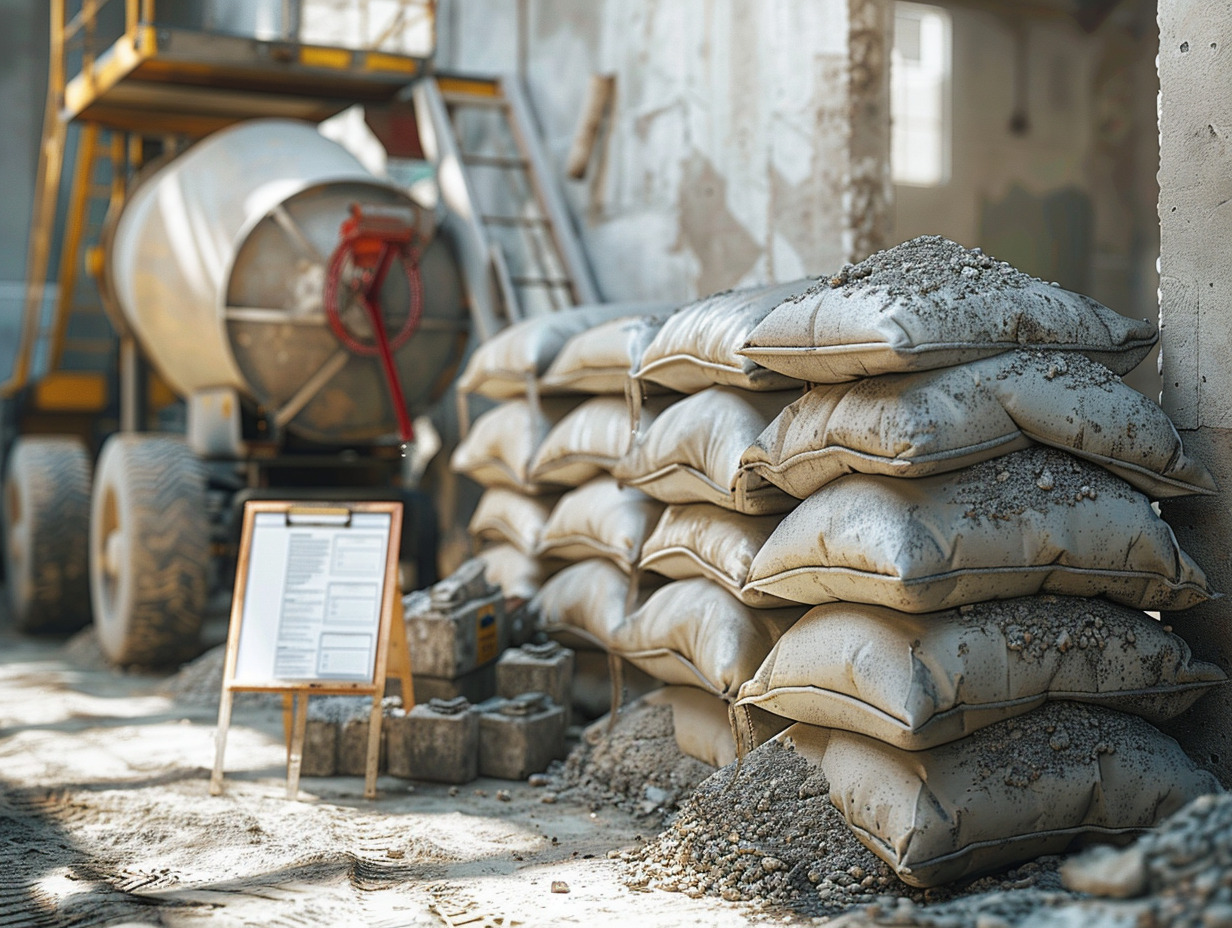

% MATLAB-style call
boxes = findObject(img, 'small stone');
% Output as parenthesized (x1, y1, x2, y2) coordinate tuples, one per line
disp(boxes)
(529, 773, 550, 787)
(448, 786, 459, 797)
(496, 789, 512, 802)
(761, 856, 784, 872)
(540, 792, 557, 804)
(550, 881, 569, 893)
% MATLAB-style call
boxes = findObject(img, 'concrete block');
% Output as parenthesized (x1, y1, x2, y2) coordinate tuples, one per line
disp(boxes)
(478, 692, 567, 780)
(301, 719, 338, 777)
(337, 717, 388, 777)
(387, 697, 479, 784)
(411, 662, 497, 705)
(496, 641, 574, 711)
(404, 588, 506, 678)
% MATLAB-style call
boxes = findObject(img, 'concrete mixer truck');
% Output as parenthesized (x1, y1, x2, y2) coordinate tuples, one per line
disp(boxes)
(3, 117, 470, 666)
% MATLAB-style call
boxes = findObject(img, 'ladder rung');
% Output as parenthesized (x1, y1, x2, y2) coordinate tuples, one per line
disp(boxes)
(512, 276, 573, 289)
(481, 214, 551, 227)
(442, 92, 510, 109)
(460, 154, 529, 170)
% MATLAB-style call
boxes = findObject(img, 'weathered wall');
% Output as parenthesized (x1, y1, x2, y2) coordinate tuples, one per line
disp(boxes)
(437, 0, 891, 303)
(1157, 1, 1232, 787)
(893, 1, 1161, 398)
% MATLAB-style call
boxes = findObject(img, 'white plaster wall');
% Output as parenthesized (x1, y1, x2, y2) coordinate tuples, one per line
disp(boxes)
(439, 0, 858, 302)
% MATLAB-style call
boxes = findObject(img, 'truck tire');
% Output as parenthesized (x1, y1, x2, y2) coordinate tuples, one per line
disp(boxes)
(89, 434, 209, 666)
(2, 436, 93, 633)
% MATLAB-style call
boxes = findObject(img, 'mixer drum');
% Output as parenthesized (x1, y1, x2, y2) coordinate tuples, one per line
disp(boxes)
(107, 118, 467, 444)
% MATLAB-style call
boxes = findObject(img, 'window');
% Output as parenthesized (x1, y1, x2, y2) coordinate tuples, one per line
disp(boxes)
(892, 2, 952, 186)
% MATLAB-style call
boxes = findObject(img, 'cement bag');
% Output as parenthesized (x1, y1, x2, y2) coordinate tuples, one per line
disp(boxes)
(611, 578, 803, 699)
(639, 503, 792, 607)
(612, 386, 798, 514)
(530, 395, 675, 487)
(640, 686, 790, 769)
(476, 543, 551, 601)
(529, 558, 665, 651)
(572, 649, 662, 720)
(738, 236, 1157, 383)
(735, 595, 1226, 751)
(741, 349, 1215, 501)
(535, 477, 666, 571)
(633, 280, 813, 393)
(789, 702, 1221, 888)
(457, 302, 670, 399)
(745, 447, 1215, 612)
(468, 487, 559, 555)
(449, 397, 576, 492)
(541, 314, 668, 394)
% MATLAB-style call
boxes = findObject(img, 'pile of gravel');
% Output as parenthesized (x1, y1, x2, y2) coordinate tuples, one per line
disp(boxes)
(158, 644, 278, 709)
(625, 736, 1065, 918)
(550, 700, 717, 820)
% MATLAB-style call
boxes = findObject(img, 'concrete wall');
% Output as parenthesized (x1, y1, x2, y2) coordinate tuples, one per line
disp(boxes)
(437, 0, 891, 304)
(1158, 1, 1232, 787)
(893, 0, 1161, 398)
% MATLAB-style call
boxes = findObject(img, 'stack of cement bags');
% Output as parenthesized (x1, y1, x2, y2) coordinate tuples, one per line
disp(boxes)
(726, 235, 1225, 887)
(589, 282, 822, 764)
(452, 304, 670, 717)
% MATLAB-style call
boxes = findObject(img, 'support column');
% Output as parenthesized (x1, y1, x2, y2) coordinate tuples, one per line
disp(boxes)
(845, 0, 893, 263)
(1158, 2, 1232, 786)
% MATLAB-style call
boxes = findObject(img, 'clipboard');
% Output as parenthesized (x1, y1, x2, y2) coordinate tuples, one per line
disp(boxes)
(209, 500, 414, 800)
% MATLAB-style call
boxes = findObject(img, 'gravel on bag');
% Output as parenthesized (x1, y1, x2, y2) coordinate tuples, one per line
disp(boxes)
(550, 700, 717, 820)
(625, 737, 1064, 917)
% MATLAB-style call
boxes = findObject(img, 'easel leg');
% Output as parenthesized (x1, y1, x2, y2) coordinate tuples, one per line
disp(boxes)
(210, 688, 235, 796)
(282, 693, 293, 758)
(390, 594, 415, 710)
(286, 693, 309, 801)
(364, 696, 383, 800)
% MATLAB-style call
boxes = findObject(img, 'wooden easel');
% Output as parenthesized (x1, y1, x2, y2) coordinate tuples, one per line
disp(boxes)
(210, 501, 415, 801)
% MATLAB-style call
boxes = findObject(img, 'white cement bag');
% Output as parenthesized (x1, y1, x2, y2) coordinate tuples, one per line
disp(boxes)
(535, 477, 666, 571)
(530, 395, 675, 487)
(639, 686, 790, 769)
(529, 559, 645, 651)
(633, 281, 814, 393)
(784, 702, 1221, 887)
(612, 386, 798, 514)
(639, 503, 792, 607)
(540, 314, 669, 394)
(735, 595, 1226, 751)
(745, 447, 1215, 612)
(741, 349, 1215, 500)
(611, 578, 803, 699)
(476, 543, 551, 601)
(449, 397, 576, 492)
(738, 236, 1157, 383)
(468, 487, 559, 555)
(457, 302, 670, 399)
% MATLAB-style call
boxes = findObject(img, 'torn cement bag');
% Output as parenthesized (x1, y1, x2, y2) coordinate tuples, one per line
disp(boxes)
(638, 686, 790, 769)
(529, 558, 665, 651)
(745, 447, 1215, 612)
(535, 477, 666, 572)
(540, 314, 669, 394)
(612, 386, 798, 514)
(456, 302, 670, 399)
(610, 578, 803, 700)
(741, 349, 1215, 500)
(468, 487, 560, 555)
(735, 595, 1226, 751)
(738, 236, 1157, 383)
(530, 395, 675, 487)
(632, 280, 814, 393)
(475, 543, 552, 601)
(449, 397, 577, 492)
(786, 701, 1221, 888)
(639, 503, 792, 608)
